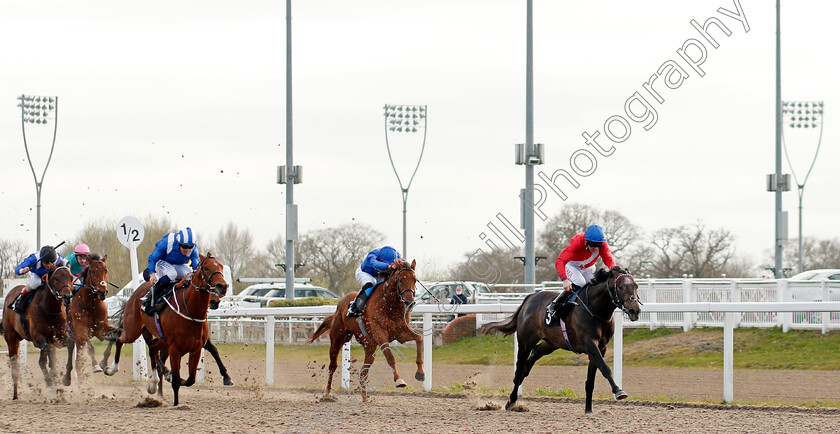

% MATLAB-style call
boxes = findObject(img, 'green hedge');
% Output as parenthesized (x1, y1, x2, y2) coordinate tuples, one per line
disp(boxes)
(266, 297, 340, 307)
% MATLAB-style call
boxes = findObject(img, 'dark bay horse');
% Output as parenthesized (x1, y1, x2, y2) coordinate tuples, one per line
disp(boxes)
(2, 266, 75, 399)
(104, 254, 228, 405)
(63, 257, 113, 385)
(309, 259, 422, 402)
(482, 267, 641, 413)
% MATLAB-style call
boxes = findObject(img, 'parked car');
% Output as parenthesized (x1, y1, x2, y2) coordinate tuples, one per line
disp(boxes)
(789, 269, 840, 281)
(788, 269, 840, 302)
(415, 280, 490, 304)
(238, 283, 339, 307)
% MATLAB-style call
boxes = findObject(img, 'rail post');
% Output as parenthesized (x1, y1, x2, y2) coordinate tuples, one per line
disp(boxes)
(681, 279, 693, 332)
(265, 315, 275, 386)
(647, 279, 657, 330)
(423, 312, 432, 391)
(133, 335, 148, 381)
(196, 349, 205, 383)
(613, 313, 623, 388)
(341, 341, 351, 389)
(821, 280, 829, 334)
(779, 279, 791, 332)
(730, 280, 741, 327)
(723, 312, 734, 403)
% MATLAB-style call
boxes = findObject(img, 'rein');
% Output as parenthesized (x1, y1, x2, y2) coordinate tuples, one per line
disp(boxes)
(578, 271, 640, 322)
(42, 266, 73, 316)
(164, 256, 224, 323)
(77, 261, 109, 301)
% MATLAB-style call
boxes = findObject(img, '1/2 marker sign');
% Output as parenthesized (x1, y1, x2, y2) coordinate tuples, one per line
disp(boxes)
(117, 216, 145, 248)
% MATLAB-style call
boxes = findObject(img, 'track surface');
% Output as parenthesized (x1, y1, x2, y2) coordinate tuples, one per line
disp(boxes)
(1, 350, 839, 433)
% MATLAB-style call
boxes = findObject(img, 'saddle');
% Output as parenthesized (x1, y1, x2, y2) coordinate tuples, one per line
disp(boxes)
(545, 285, 583, 327)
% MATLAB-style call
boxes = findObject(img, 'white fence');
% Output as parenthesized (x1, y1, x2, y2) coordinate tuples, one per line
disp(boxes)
(477, 278, 840, 333)
(203, 300, 840, 403)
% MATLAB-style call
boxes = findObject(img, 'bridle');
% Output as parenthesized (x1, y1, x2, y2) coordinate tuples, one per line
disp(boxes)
(46, 266, 74, 303)
(78, 260, 109, 301)
(607, 273, 642, 316)
(579, 271, 641, 322)
(189, 256, 225, 296)
(386, 264, 417, 307)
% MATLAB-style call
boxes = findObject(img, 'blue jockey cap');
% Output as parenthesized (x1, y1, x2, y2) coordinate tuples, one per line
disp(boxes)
(379, 246, 401, 264)
(584, 225, 606, 243)
(177, 227, 196, 247)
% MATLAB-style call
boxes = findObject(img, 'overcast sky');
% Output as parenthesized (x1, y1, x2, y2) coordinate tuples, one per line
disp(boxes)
(1, 0, 837, 277)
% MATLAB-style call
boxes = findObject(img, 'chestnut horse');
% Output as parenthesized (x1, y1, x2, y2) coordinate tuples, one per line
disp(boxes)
(104, 254, 228, 405)
(62, 257, 113, 385)
(482, 267, 642, 413)
(309, 259, 422, 402)
(2, 266, 75, 399)
(98, 291, 234, 386)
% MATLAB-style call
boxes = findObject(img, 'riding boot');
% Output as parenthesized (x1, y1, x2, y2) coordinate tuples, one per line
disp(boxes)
(153, 280, 171, 314)
(347, 283, 373, 317)
(9, 292, 25, 314)
(144, 277, 170, 316)
(558, 284, 582, 318)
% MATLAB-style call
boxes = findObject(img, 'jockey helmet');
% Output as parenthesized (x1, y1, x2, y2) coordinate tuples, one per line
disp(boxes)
(584, 225, 606, 243)
(39, 245, 58, 264)
(176, 227, 196, 248)
(74, 243, 90, 255)
(379, 246, 401, 264)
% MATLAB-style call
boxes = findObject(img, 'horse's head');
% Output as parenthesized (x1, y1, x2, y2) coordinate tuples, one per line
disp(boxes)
(609, 267, 641, 321)
(386, 259, 417, 309)
(192, 253, 229, 298)
(82, 256, 109, 301)
(47, 266, 76, 304)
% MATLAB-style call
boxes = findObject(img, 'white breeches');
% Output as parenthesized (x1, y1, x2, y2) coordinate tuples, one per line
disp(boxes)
(565, 264, 595, 288)
(355, 267, 381, 287)
(155, 260, 192, 282)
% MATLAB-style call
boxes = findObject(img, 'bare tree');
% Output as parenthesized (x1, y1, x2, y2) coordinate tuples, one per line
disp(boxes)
(538, 203, 641, 267)
(452, 246, 524, 288)
(650, 222, 736, 278)
(0, 239, 29, 289)
(296, 223, 385, 296)
(774, 237, 840, 274)
(205, 222, 255, 294)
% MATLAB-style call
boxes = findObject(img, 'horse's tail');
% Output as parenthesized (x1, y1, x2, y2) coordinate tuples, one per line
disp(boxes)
(104, 298, 126, 341)
(308, 313, 334, 344)
(480, 294, 533, 337)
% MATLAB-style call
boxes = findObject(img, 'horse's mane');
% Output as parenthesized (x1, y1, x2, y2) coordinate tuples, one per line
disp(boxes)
(591, 266, 626, 285)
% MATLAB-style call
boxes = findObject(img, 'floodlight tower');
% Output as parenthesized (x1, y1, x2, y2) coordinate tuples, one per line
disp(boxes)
(16, 94, 59, 249)
(782, 100, 824, 273)
(383, 104, 428, 258)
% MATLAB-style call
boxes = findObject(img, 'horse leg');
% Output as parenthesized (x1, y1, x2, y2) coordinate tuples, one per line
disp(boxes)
(147, 345, 160, 395)
(63, 340, 75, 386)
(38, 347, 52, 387)
(585, 359, 597, 413)
(157, 345, 172, 383)
(359, 346, 376, 403)
(169, 346, 183, 406)
(506, 333, 539, 410)
(204, 340, 233, 385)
(104, 321, 142, 376)
(523, 340, 558, 378)
(7, 338, 21, 400)
(413, 335, 425, 382)
(378, 343, 406, 388)
(322, 335, 344, 400)
(183, 349, 201, 387)
(583, 340, 627, 403)
(88, 340, 102, 373)
(99, 340, 113, 370)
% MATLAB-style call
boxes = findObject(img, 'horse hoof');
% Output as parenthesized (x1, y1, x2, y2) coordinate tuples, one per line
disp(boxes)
(415, 372, 425, 382)
(614, 389, 628, 400)
(148, 383, 158, 394)
(164, 373, 172, 383)
(62, 377, 71, 387)
(104, 364, 118, 376)
(223, 378, 234, 386)
(92, 365, 103, 374)
(504, 401, 514, 411)
(395, 379, 407, 388)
